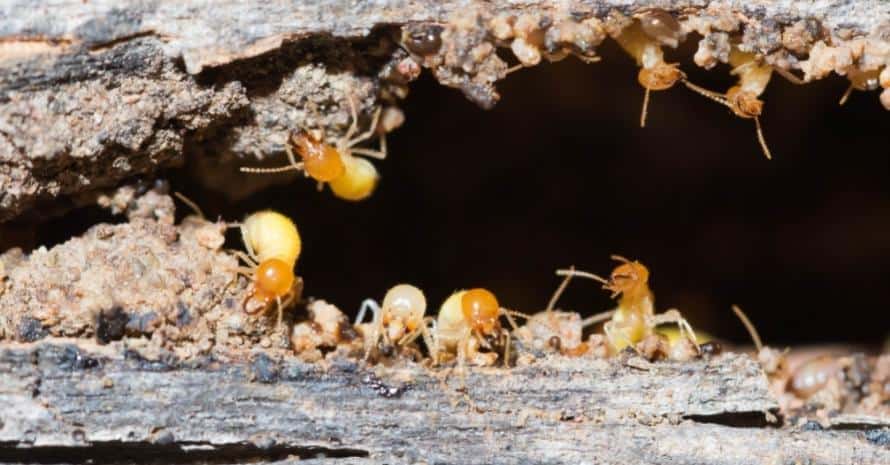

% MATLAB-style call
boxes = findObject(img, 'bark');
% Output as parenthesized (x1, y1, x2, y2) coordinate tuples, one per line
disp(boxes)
(2, 3, 890, 462)
(1, 340, 886, 465)
(2, 1, 889, 222)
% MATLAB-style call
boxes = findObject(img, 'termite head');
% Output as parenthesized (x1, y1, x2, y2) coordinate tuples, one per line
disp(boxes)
(461, 288, 501, 334)
(726, 86, 763, 118)
(382, 284, 427, 339)
(605, 256, 650, 298)
(638, 63, 683, 91)
(289, 130, 345, 182)
(253, 258, 296, 304)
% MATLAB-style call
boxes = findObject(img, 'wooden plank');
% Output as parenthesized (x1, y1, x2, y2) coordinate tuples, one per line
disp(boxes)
(0, 341, 887, 464)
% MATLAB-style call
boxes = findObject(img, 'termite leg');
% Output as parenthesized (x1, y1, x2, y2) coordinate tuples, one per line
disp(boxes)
(650, 309, 700, 350)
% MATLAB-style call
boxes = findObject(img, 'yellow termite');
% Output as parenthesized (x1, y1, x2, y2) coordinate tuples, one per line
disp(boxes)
(612, 10, 690, 128)
(241, 97, 383, 202)
(233, 210, 302, 325)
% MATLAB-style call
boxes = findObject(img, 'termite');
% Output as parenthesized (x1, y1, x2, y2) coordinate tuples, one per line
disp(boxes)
(682, 47, 808, 160)
(514, 266, 589, 356)
(734, 304, 855, 402)
(171, 194, 302, 327)
(732, 305, 788, 383)
(556, 256, 700, 359)
(241, 97, 385, 201)
(788, 356, 843, 399)
(426, 288, 527, 368)
(232, 210, 303, 326)
(354, 284, 432, 360)
(612, 10, 688, 128)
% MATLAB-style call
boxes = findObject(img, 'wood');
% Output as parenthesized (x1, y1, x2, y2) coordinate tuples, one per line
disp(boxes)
(1, 2, 889, 462)
(2, 0, 889, 222)
(0, 341, 887, 464)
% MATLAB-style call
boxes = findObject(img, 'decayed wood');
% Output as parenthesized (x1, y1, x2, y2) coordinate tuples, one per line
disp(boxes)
(2, 341, 886, 465)
(4, 1, 888, 75)
(0, 194, 887, 463)
(2, 1, 890, 222)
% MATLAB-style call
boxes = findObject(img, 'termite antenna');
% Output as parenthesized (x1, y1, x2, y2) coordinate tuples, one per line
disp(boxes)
(838, 83, 854, 106)
(640, 87, 651, 128)
(505, 63, 524, 75)
(555, 268, 609, 285)
(773, 67, 806, 85)
(754, 116, 773, 160)
(546, 266, 575, 313)
(681, 80, 730, 107)
(731, 304, 763, 352)
(240, 165, 303, 174)
(610, 254, 631, 264)
(173, 191, 205, 219)
(581, 310, 615, 328)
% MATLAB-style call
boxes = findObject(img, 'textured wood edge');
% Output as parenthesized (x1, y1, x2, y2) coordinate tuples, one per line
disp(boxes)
(2, 1, 890, 222)
(3, 1, 888, 74)
(0, 341, 888, 464)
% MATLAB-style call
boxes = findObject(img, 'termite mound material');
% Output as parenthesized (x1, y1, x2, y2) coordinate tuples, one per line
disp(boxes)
(2, 0, 890, 221)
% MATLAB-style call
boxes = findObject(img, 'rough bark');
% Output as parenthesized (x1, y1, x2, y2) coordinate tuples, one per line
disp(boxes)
(2, 3, 890, 463)
(2, 0, 889, 222)
(1, 340, 886, 465)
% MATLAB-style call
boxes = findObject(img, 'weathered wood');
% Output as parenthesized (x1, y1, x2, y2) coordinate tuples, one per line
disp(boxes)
(0, 195, 887, 464)
(2, 1, 889, 222)
(0, 341, 887, 464)
(4, 1, 887, 75)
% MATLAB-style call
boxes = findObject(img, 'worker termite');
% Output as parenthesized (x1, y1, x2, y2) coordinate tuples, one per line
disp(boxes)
(788, 356, 843, 399)
(170, 194, 303, 327)
(291, 300, 362, 362)
(354, 284, 432, 361)
(681, 47, 804, 160)
(426, 288, 527, 368)
(514, 266, 589, 357)
(611, 10, 689, 128)
(241, 97, 384, 201)
(731, 305, 788, 377)
(232, 210, 303, 326)
(556, 256, 700, 360)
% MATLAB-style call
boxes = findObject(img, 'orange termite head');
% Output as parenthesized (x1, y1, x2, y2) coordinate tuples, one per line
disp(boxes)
(638, 62, 683, 91)
(461, 288, 500, 334)
(726, 86, 763, 118)
(605, 256, 650, 298)
(289, 130, 345, 182)
(252, 258, 296, 304)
